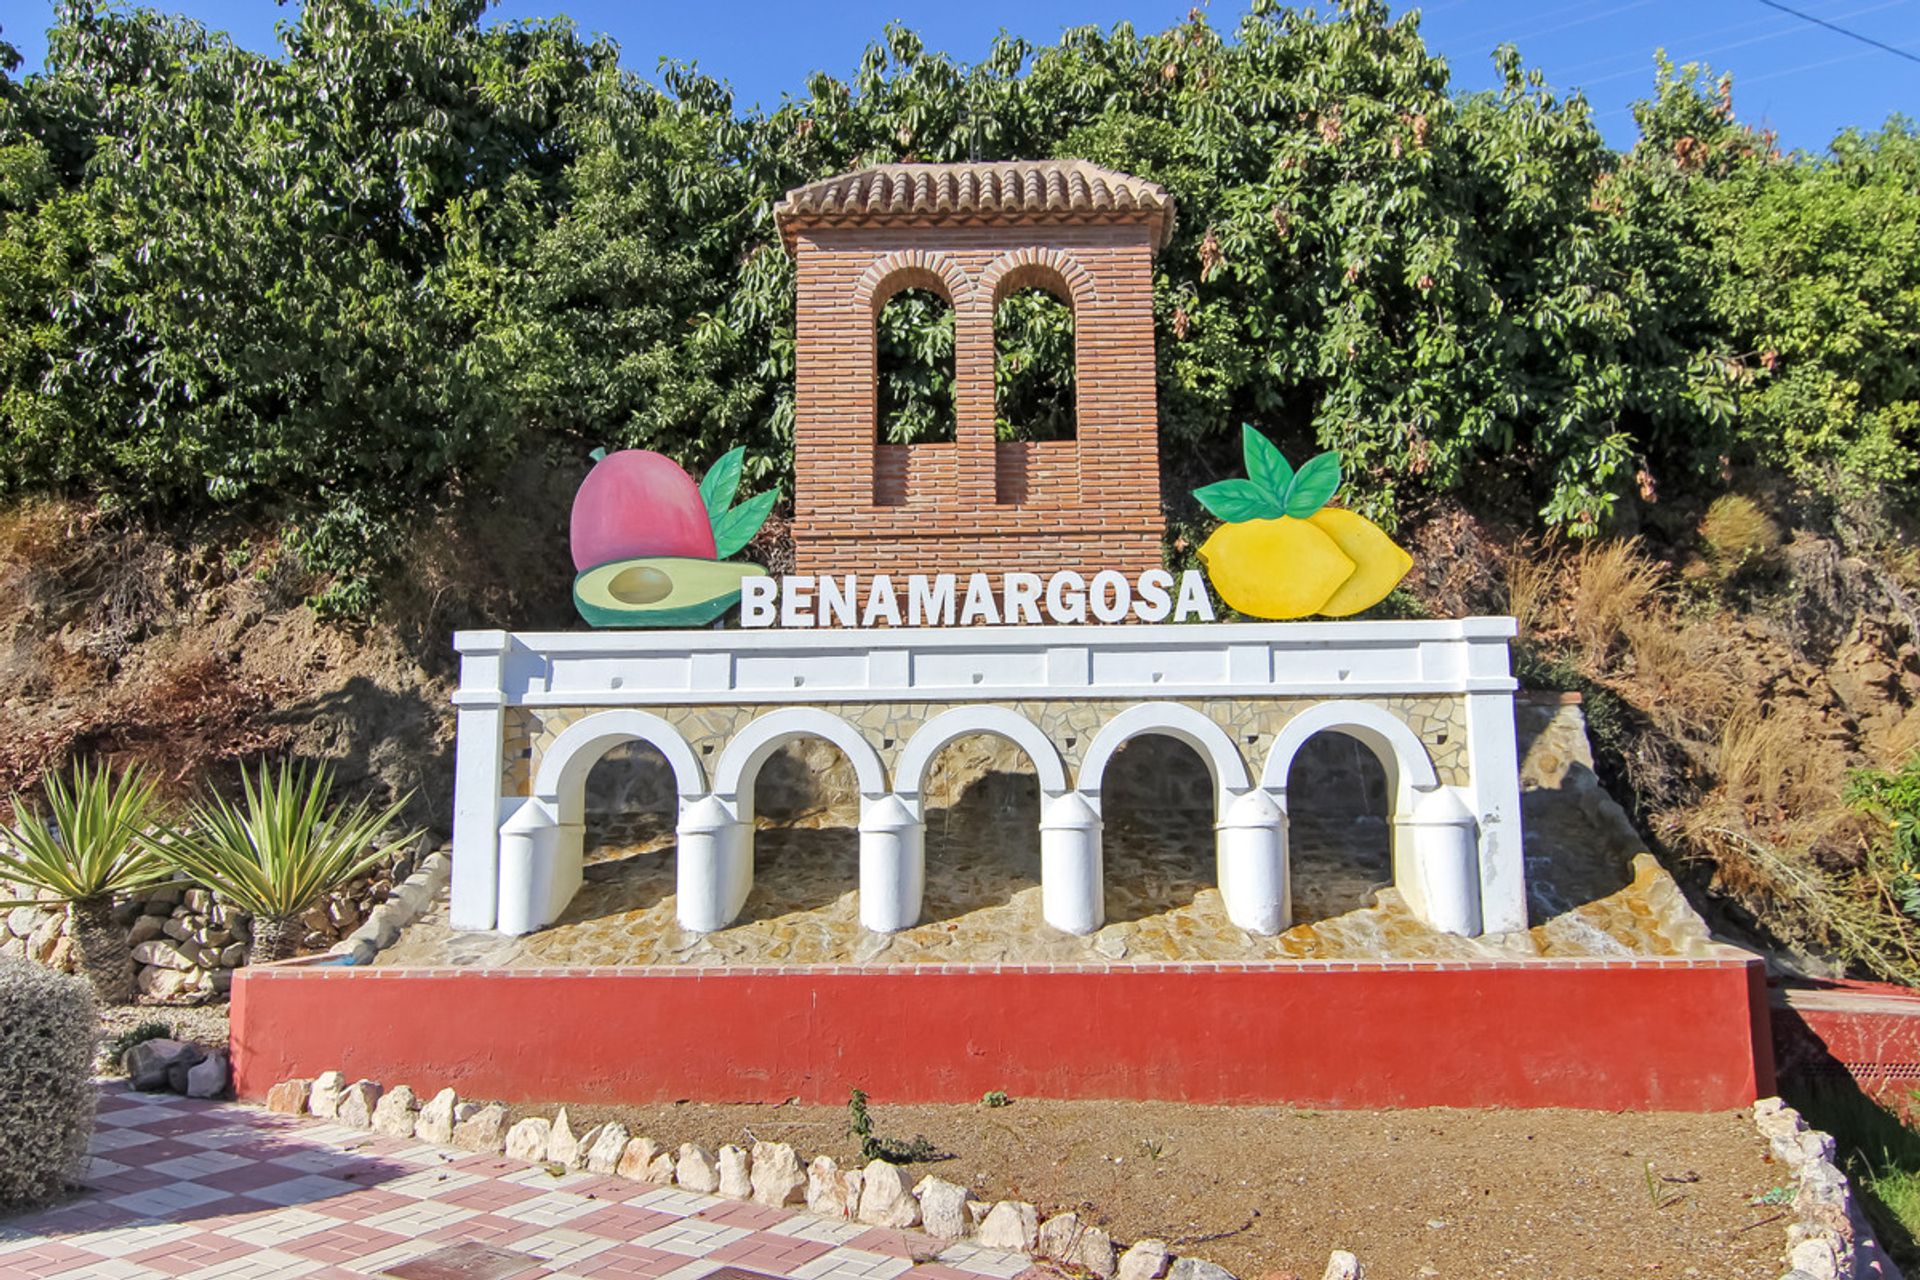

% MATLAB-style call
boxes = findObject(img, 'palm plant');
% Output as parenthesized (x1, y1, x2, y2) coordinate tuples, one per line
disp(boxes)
(153, 761, 418, 964)
(0, 761, 168, 1004)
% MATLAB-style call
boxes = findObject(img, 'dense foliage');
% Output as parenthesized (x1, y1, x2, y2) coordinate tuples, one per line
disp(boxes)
(0, 0, 1916, 607)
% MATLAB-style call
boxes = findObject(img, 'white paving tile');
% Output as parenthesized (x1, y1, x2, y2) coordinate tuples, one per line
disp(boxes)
(359, 1200, 479, 1238)
(510, 1225, 622, 1267)
(765, 1215, 870, 1245)
(627, 1186, 715, 1217)
(145, 1150, 257, 1180)
(336, 1236, 442, 1275)
(788, 1246, 916, 1280)
(211, 1206, 336, 1248)
(633, 1218, 752, 1258)
(105, 1181, 233, 1216)
(65, 1219, 200, 1258)
(232, 1173, 359, 1209)
(937, 1240, 1032, 1278)
(378, 1166, 487, 1198)
(494, 1191, 607, 1229)
(45, 1256, 170, 1279)
(174, 1247, 324, 1279)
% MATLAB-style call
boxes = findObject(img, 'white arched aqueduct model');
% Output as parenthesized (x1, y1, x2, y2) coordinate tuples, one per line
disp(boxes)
(451, 621, 1527, 942)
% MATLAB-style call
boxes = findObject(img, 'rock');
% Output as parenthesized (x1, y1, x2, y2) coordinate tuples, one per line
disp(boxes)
(1039, 1212, 1085, 1261)
(616, 1137, 663, 1181)
(136, 966, 197, 999)
(1118, 1239, 1172, 1280)
(209, 970, 233, 994)
(1786, 1237, 1842, 1280)
(126, 914, 167, 946)
(308, 1070, 347, 1118)
(1078, 1226, 1116, 1276)
(217, 943, 247, 968)
(45, 936, 72, 972)
(1171, 1259, 1241, 1280)
(373, 1085, 420, 1138)
(547, 1108, 582, 1166)
(750, 1142, 807, 1208)
(265, 1079, 311, 1114)
(184, 1051, 230, 1099)
(857, 1160, 920, 1228)
(571, 1124, 609, 1168)
(808, 1156, 854, 1218)
(643, 1150, 676, 1183)
(5, 904, 37, 937)
(586, 1123, 630, 1175)
(454, 1102, 481, 1124)
(1321, 1253, 1364, 1280)
(27, 914, 61, 962)
(416, 1088, 458, 1144)
(505, 1118, 553, 1162)
(913, 1175, 970, 1240)
(338, 1080, 382, 1127)
(183, 889, 212, 914)
(162, 916, 193, 941)
(677, 1143, 720, 1194)
(126, 1039, 203, 1092)
(453, 1103, 509, 1153)
(967, 1200, 992, 1230)
(1039, 1212, 1120, 1273)
(977, 1200, 1039, 1252)
(717, 1144, 752, 1199)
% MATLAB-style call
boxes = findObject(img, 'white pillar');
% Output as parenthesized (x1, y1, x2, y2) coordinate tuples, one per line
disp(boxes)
(450, 631, 512, 931)
(496, 799, 557, 936)
(1464, 689, 1526, 932)
(858, 795, 925, 933)
(1218, 789, 1289, 935)
(1403, 787, 1483, 936)
(1040, 792, 1104, 935)
(677, 795, 749, 933)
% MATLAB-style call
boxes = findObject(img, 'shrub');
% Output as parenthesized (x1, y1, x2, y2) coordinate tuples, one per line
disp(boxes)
(0, 761, 168, 1004)
(151, 760, 418, 963)
(0, 957, 98, 1209)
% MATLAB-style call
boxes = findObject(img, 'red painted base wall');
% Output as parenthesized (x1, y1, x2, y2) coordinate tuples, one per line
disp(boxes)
(231, 957, 1774, 1112)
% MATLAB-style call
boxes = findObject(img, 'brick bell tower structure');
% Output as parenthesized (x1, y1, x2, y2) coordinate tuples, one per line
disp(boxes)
(774, 161, 1175, 579)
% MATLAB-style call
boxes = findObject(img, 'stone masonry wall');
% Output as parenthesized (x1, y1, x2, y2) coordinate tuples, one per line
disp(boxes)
(503, 695, 1469, 810)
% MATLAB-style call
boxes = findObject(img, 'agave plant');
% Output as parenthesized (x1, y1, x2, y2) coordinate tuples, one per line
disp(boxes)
(153, 761, 418, 964)
(0, 761, 168, 1004)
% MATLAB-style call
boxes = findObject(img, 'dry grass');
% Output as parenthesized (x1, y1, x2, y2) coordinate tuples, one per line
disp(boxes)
(1569, 539, 1665, 673)
(1503, 539, 1560, 643)
(1699, 493, 1783, 580)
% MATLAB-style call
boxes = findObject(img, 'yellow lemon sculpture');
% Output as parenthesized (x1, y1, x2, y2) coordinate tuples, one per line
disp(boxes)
(1194, 427, 1412, 620)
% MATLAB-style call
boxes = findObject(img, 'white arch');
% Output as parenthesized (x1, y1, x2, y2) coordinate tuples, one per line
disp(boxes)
(893, 706, 1069, 799)
(1260, 701, 1440, 810)
(533, 710, 705, 821)
(1076, 703, 1251, 805)
(712, 707, 888, 805)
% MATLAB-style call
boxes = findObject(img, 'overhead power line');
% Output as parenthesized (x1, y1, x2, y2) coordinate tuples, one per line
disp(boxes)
(1753, 0, 1920, 64)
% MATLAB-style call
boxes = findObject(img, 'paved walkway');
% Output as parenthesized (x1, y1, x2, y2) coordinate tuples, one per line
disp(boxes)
(0, 1084, 1033, 1280)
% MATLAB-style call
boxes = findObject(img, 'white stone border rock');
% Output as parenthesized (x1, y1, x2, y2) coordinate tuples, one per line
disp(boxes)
(328, 848, 450, 966)
(265, 1072, 1369, 1280)
(1752, 1097, 1903, 1280)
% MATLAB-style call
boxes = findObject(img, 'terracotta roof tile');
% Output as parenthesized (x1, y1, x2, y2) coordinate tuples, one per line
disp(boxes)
(776, 160, 1176, 250)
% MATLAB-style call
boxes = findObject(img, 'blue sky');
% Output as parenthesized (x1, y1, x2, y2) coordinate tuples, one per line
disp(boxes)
(6, 0, 1916, 152)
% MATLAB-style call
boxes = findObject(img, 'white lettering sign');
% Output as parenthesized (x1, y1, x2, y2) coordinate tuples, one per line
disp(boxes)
(740, 570, 1215, 629)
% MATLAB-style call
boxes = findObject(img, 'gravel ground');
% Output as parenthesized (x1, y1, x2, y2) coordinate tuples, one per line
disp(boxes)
(509, 1097, 1786, 1280)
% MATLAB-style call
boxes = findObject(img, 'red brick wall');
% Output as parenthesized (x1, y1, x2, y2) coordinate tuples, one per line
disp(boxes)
(789, 225, 1164, 579)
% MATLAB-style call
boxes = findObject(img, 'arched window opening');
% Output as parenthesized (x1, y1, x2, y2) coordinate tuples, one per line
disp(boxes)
(994, 286, 1076, 443)
(1100, 734, 1215, 923)
(745, 737, 860, 922)
(574, 740, 680, 922)
(920, 732, 1043, 925)
(875, 287, 956, 445)
(1285, 731, 1393, 927)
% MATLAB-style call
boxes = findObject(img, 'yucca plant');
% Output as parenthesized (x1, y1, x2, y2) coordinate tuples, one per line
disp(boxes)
(153, 761, 418, 964)
(0, 762, 168, 1004)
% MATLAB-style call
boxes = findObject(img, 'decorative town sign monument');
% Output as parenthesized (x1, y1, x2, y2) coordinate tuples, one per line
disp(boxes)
(448, 160, 1527, 945)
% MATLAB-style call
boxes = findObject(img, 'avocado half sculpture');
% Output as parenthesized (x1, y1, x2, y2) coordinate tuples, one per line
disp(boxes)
(571, 446, 776, 628)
